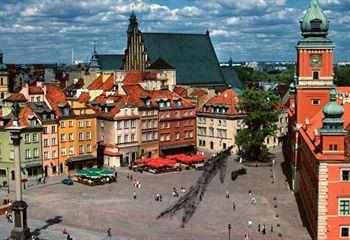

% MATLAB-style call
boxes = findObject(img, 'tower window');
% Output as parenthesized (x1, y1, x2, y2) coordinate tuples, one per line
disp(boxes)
(341, 170, 350, 181)
(310, 20, 321, 31)
(312, 99, 320, 105)
(313, 71, 319, 80)
(329, 144, 338, 151)
(341, 226, 350, 237)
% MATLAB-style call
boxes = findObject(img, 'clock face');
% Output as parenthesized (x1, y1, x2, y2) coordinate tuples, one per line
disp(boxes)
(310, 54, 323, 67)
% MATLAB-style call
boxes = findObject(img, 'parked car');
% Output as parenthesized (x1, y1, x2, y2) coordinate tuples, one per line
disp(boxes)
(61, 178, 73, 185)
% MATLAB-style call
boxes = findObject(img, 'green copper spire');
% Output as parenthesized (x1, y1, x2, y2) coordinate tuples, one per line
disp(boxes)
(320, 86, 346, 134)
(300, 0, 329, 37)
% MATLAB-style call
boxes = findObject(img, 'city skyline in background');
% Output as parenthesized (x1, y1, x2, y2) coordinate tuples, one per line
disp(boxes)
(0, 0, 349, 64)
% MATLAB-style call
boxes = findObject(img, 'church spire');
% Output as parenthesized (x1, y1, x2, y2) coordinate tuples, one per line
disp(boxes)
(300, 0, 329, 38)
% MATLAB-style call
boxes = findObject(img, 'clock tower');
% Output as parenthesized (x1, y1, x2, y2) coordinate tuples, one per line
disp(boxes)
(295, 0, 334, 126)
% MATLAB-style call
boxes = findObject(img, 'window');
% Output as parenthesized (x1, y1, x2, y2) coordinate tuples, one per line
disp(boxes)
(341, 226, 350, 237)
(44, 139, 49, 147)
(86, 144, 91, 153)
(124, 134, 129, 142)
(153, 132, 158, 140)
(312, 99, 320, 105)
(78, 121, 83, 128)
(209, 128, 214, 137)
(10, 150, 14, 160)
(44, 151, 49, 160)
(86, 120, 91, 127)
(69, 146, 74, 155)
(25, 149, 31, 159)
(60, 134, 66, 142)
(51, 138, 57, 146)
(33, 148, 39, 158)
(61, 148, 66, 156)
(79, 145, 84, 154)
(131, 120, 136, 128)
(86, 132, 91, 140)
(117, 121, 122, 129)
(341, 170, 350, 181)
(69, 121, 74, 127)
(60, 122, 65, 128)
(329, 144, 338, 151)
(51, 126, 57, 133)
(69, 133, 74, 141)
(175, 132, 180, 140)
(310, 20, 321, 31)
(124, 120, 129, 128)
(131, 134, 135, 142)
(160, 135, 165, 142)
(223, 143, 227, 149)
(52, 150, 57, 158)
(43, 127, 48, 134)
(210, 141, 214, 149)
(339, 199, 350, 215)
(33, 133, 39, 143)
(25, 134, 30, 143)
(166, 122, 170, 128)
(166, 134, 170, 141)
(78, 133, 84, 141)
(313, 71, 319, 80)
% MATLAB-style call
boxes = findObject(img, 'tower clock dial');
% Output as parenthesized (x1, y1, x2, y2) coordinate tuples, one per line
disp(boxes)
(310, 54, 323, 67)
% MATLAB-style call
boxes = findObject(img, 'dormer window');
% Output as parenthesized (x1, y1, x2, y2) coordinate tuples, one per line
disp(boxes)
(177, 100, 182, 107)
(310, 19, 321, 31)
(42, 114, 47, 120)
(160, 102, 165, 108)
(146, 99, 151, 106)
(166, 101, 171, 107)
(51, 114, 54, 119)
(30, 119, 37, 126)
(63, 108, 69, 116)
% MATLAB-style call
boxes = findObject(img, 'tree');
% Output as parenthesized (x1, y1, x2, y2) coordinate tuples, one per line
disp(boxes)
(235, 89, 280, 161)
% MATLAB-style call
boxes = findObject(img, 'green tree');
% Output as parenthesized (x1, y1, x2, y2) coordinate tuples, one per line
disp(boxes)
(235, 89, 280, 161)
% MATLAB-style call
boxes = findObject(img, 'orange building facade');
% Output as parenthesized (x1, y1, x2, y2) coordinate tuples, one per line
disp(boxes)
(287, 1, 350, 239)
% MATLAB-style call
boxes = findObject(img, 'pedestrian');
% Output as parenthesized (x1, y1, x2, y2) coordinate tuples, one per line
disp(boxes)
(244, 232, 250, 240)
(248, 190, 252, 197)
(258, 224, 261, 232)
(159, 194, 163, 201)
(232, 201, 236, 211)
(262, 224, 266, 234)
(272, 159, 275, 166)
(9, 213, 12, 223)
(155, 194, 160, 201)
(271, 224, 274, 233)
(127, 174, 129, 180)
(248, 219, 252, 228)
(107, 228, 112, 238)
(130, 174, 133, 181)
(225, 190, 229, 198)
(251, 196, 256, 204)
(62, 228, 67, 235)
(133, 191, 136, 199)
(66, 234, 71, 240)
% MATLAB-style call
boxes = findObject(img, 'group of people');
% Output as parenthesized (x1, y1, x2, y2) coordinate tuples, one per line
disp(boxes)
(36, 176, 46, 185)
(62, 228, 73, 240)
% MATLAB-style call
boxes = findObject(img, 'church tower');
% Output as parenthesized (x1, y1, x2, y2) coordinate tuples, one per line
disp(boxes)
(295, 0, 334, 126)
(124, 11, 148, 71)
(0, 50, 8, 101)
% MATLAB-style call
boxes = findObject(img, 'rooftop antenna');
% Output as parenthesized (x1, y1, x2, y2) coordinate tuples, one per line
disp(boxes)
(71, 47, 74, 64)
(229, 52, 233, 67)
(93, 40, 97, 53)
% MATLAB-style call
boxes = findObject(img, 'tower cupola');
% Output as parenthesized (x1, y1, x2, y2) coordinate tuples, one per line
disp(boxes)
(300, 0, 329, 38)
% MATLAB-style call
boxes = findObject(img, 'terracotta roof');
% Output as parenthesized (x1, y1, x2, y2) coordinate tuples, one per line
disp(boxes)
(201, 89, 239, 115)
(78, 92, 90, 103)
(122, 85, 157, 108)
(123, 71, 158, 85)
(5, 106, 35, 128)
(88, 74, 103, 90)
(149, 89, 194, 108)
(190, 88, 207, 98)
(173, 86, 188, 97)
(45, 85, 68, 117)
(5, 93, 27, 102)
(29, 85, 44, 95)
(100, 74, 115, 91)
(147, 58, 175, 70)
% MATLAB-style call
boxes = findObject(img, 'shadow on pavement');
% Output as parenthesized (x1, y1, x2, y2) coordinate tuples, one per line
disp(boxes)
(32, 216, 62, 237)
(294, 194, 315, 240)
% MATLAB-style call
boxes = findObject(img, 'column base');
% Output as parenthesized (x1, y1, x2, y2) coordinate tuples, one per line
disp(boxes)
(10, 201, 31, 240)
(10, 227, 31, 240)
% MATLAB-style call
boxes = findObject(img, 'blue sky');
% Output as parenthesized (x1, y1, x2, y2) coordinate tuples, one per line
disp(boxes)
(0, 0, 349, 64)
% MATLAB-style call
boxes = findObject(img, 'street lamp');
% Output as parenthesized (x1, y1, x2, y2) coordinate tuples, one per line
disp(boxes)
(8, 101, 31, 240)
(228, 224, 231, 240)
(7, 167, 9, 194)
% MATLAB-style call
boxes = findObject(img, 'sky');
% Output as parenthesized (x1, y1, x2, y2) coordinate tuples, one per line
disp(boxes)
(0, 0, 349, 64)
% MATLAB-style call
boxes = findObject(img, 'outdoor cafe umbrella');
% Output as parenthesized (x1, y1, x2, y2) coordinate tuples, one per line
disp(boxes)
(76, 169, 89, 176)
(100, 169, 114, 177)
(86, 172, 101, 179)
(88, 167, 103, 174)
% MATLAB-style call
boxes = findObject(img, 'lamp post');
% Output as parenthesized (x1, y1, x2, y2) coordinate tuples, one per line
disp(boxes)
(7, 167, 9, 194)
(228, 224, 231, 240)
(8, 102, 31, 240)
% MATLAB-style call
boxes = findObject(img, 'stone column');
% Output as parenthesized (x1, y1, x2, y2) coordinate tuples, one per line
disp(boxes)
(9, 127, 31, 240)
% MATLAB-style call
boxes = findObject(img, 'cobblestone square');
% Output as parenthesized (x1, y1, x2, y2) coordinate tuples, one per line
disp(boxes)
(0, 148, 311, 240)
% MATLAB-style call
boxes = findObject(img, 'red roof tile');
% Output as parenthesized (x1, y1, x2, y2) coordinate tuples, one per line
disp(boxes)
(201, 89, 239, 115)
(190, 88, 207, 98)
(123, 71, 158, 85)
(100, 74, 115, 91)
(78, 92, 90, 103)
(28, 85, 44, 95)
(5, 93, 27, 102)
(149, 89, 194, 108)
(173, 86, 188, 97)
(45, 85, 68, 117)
(87, 75, 103, 90)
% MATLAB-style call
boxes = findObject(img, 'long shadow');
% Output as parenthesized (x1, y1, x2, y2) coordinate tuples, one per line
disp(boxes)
(294, 194, 315, 240)
(32, 216, 63, 237)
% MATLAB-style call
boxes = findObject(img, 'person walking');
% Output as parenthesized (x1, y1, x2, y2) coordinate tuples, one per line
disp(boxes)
(107, 228, 112, 239)
(225, 190, 229, 198)
(248, 219, 253, 228)
(271, 224, 274, 233)
(258, 224, 261, 232)
(262, 224, 266, 234)
(127, 174, 129, 181)
(133, 191, 137, 199)
(232, 201, 236, 211)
